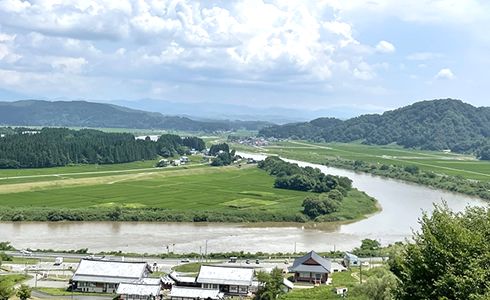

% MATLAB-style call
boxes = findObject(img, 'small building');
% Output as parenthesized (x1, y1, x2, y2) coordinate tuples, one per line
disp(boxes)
(172, 160, 181, 166)
(71, 259, 152, 293)
(180, 156, 189, 164)
(288, 251, 331, 284)
(168, 286, 224, 300)
(343, 252, 360, 268)
(333, 286, 348, 295)
(196, 265, 255, 296)
(116, 278, 162, 300)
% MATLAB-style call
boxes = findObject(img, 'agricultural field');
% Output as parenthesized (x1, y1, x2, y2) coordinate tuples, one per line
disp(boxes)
(231, 140, 490, 182)
(0, 160, 378, 222)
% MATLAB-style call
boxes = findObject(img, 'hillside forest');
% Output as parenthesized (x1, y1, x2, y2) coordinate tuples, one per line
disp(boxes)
(259, 99, 490, 160)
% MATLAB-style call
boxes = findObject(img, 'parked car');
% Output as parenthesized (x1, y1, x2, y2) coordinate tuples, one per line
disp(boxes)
(362, 262, 370, 266)
(20, 249, 32, 256)
(181, 258, 190, 263)
(255, 259, 260, 264)
(246, 259, 250, 264)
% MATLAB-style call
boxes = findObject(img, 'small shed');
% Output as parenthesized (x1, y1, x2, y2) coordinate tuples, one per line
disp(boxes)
(333, 286, 348, 295)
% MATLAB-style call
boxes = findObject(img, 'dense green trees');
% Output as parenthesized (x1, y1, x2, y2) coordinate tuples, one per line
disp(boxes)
(258, 156, 352, 193)
(0, 129, 206, 169)
(259, 99, 490, 159)
(209, 143, 236, 166)
(389, 203, 490, 299)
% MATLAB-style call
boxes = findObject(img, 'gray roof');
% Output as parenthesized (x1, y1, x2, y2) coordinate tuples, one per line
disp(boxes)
(168, 287, 224, 299)
(116, 282, 161, 296)
(289, 251, 331, 274)
(344, 252, 359, 260)
(168, 271, 197, 283)
(197, 265, 254, 286)
(161, 274, 175, 285)
(72, 259, 149, 283)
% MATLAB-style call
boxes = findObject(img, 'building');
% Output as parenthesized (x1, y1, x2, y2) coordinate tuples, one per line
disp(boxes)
(168, 286, 224, 300)
(71, 259, 152, 293)
(343, 252, 361, 268)
(196, 265, 255, 296)
(288, 251, 331, 284)
(116, 278, 162, 300)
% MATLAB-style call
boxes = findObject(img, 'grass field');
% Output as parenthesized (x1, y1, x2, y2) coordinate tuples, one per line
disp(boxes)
(231, 140, 490, 182)
(0, 164, 308, 211)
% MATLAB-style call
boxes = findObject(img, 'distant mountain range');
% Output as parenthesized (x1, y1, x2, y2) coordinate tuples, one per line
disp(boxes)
(96, 99, 375, 123)
(259, 98, 490, 158)
(0, 100, 273, 132)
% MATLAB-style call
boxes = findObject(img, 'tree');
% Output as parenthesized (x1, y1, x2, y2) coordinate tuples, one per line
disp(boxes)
(352, 267, 397, 300)
(16, 284, 31, 300)
(0, 279, 14, 300)
(254, 268, 285, 300)
(390, 202, 490, 299)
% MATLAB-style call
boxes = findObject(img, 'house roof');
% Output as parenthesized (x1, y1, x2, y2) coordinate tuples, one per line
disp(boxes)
(197, 265, 255, 286)
(116, 282, 161, 296)
(168, 287, 224, 300)
(71, 259, 150, 284)
(168, 271, 197, 283)
(283, 278, 294, 290)
(289, 251, 331, 274)
(344, 252, 359, 260)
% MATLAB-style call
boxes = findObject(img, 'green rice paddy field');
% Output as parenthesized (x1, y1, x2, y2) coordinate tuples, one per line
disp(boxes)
(0, 163, 376, 221)
(232, 141, 490, 181)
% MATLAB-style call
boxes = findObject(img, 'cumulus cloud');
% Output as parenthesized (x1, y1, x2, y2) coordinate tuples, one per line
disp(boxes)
(435, 68, 455, 80)
(375, 40, 395, 53)
(0, 0, 398, 104)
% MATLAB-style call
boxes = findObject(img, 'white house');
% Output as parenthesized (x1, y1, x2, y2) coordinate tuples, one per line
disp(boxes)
(168, 286, 224, 300)
(196, 265, 255, 296)
(71, 259, 152, 293)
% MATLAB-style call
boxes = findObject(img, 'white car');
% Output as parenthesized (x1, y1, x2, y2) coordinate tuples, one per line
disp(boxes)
(20, 249, 32, 256)
(362, 261, 370, 266)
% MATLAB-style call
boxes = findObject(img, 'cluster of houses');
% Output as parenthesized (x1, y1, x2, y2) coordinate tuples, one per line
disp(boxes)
(69, 250, 345, 300)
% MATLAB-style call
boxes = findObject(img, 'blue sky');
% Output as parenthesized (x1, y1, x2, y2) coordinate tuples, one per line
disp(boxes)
(0, 0, 488, 114)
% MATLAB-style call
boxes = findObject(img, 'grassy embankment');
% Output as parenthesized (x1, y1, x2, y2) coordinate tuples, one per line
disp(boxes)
(0, 158, 377, 222)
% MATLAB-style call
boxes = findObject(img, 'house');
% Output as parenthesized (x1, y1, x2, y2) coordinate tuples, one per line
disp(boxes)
(343, 252, 360, 268)
(180, 156, 189, 164)
(172, 160, 181, 166)
(196, 265, 255, 296)
(288, 251, 331, 284)
(116, 278, 162, 300)
(71, 259, 152, 293)
(168, 286, 224, 300)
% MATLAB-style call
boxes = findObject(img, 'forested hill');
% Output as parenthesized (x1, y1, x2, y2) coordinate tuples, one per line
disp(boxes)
(259, 99, 490, 159)
(0, 100, 272, 131)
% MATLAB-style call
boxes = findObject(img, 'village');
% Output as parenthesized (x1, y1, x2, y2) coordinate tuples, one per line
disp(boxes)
(2, 250, 367, 300)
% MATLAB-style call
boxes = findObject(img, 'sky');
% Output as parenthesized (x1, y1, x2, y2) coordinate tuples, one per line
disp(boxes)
(0, 0, 489, 113)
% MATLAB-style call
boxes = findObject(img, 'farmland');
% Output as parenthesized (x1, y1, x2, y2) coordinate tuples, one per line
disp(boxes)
(0, 163, 378, 222)
(232, 140, 490, 181)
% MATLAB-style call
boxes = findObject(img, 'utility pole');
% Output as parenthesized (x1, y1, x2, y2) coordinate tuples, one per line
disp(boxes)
(205, 240, 208, 262)
(359, 264, 362, 284)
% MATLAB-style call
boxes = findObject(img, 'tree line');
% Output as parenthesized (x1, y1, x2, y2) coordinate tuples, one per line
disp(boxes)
(0, 128, 206, 169)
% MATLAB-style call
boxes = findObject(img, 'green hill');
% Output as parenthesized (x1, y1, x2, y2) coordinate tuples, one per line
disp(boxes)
(259, 99, 490, 159)
(0, 100, 272, 131)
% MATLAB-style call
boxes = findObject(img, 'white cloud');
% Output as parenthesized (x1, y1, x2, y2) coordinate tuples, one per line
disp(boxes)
(418, 64, 426, 68)
(375, 40, 395, 53)
(353, 61, 376, 80)
(407, 52, 442, 60)
(435, 68, 455, 80)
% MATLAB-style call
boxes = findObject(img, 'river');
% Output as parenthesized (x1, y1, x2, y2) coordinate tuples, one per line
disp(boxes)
(0, 152, 487, 254)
